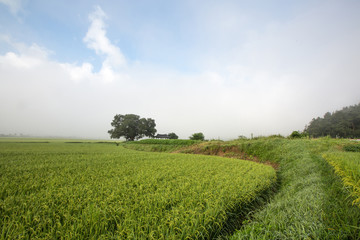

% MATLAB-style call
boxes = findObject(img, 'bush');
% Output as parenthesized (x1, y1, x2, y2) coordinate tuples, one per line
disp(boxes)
(343, 144, 360, 152)
(289, 131, 302, 138)
(289, 131, 308, 139)
(189, 132, 205, 141)
(168, 132, 179, 139)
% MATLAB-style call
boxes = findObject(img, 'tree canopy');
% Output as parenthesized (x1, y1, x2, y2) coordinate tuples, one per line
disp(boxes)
(189, 132, 205, 141)
(168, 133, 178, 139)
(289, 131, 308, 139)
(305, 103, 360, 138)
(108, 114, 156, 141)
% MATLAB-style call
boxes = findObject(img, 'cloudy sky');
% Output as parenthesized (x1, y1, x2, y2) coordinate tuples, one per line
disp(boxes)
(0, 0, 359, 139)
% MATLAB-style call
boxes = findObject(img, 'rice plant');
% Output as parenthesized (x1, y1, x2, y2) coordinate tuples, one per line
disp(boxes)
(0, 141, 276, 239)
(322, 151, 360, 207)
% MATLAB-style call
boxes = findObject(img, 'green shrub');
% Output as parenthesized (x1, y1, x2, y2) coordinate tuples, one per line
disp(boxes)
(343, 144, 360, 152)
(189, 132, 205, 141)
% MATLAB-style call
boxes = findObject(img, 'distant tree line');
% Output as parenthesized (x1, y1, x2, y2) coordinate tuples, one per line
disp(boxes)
(0, 133, 22, 137)
(305, 103, 360, 138)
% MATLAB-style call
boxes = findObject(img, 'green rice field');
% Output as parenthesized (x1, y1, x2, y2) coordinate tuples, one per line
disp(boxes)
(0, 140, 276, 239)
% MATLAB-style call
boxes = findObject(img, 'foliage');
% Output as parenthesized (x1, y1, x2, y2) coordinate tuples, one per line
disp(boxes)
(343, 143, 360, 152)
(289, 131, 308, 139)
(167, 132, 178, 139)
(139, 117, 157, 138)
(108, 114, 156, 141)
(267, 134, 285, 138)
(189, 132, 205, 141)
(305, 103, 360, 138)
(289, 130, 302, 138)
(322, 151, 360, 207)
(0, 141, 276, 239)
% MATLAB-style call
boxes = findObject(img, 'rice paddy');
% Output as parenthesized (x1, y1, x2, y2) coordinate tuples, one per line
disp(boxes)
(0, 141, 276, 239)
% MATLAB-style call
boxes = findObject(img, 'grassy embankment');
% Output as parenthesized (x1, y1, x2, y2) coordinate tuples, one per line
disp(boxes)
(322, 143, 360, 208)
(228, 138, 360, 239)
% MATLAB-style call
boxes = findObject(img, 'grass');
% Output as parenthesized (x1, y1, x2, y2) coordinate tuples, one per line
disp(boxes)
(123, 139, 202, 152)
(130, 139, 201, 145)
(229, 138, 360, 239)
(2, 137, 360, 239)
(0, 141, 275, 239)
(343, 143, 360, 152)
(171, 137, 360, 239)
(322, 151, 360, 207)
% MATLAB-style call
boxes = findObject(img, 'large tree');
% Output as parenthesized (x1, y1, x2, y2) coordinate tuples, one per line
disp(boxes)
(108, 114, 157, 141)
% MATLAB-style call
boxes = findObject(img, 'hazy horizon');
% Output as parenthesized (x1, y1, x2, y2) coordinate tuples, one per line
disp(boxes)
(1, 1, 360, 140)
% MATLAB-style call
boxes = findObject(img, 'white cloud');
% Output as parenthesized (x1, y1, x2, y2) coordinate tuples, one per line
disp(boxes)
(0, 43, 50, 69)
(0, 42, 117, 138)
(0, 0, 24, 15)
(1, 3, 360, 139)
(0, 5, 129, 84)
(60, 62, 94, 82)
(83, 6, 126, 82)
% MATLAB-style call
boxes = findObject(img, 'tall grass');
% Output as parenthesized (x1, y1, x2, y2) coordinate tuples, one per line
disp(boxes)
(0, 142, 275, 239)
(322, 151, 360, 207)
(230, 138, 360, 239)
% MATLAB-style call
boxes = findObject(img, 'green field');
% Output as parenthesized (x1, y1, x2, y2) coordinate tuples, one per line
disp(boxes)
(0, 141, 275, 239)
(1, 138, 360, 239)
(124, 137, 360, 239)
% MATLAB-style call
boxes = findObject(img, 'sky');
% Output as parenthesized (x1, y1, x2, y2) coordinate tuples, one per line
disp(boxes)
(0, 0, 360, 140)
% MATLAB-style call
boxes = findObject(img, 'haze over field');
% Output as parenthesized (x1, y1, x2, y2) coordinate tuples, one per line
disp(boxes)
(0, 0, 360, 139)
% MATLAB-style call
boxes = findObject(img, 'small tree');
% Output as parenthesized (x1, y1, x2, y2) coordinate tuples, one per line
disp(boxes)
(168, 132, 178, 139)
(289, 131, 308, 139)
(289, 131, 302, 138)
(189, 132, 204, 141)
(108, 114, 157, 141)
